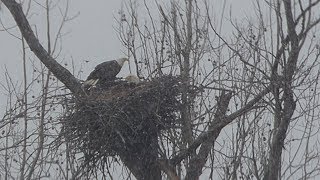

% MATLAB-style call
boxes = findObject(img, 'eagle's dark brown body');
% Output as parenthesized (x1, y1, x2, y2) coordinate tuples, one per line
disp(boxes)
(85, 58, 128, 88)
(87, 61, 121, 83)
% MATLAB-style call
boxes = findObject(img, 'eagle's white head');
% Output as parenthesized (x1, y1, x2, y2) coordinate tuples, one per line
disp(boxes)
(116, 57, 129, 67)
(125, 74, 140, 84)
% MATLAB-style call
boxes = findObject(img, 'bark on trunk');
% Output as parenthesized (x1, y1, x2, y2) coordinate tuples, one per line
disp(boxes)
(2, 0, 84, 96)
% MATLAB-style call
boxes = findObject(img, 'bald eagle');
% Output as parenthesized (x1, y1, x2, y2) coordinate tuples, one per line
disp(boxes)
(125, 74, 140, 84)
(84, 57, 128, 88)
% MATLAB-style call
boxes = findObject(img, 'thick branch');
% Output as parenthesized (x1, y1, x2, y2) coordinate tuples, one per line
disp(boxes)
(264, 1, 299, 179)
(2, 0, 84, 96)
(171, 85, 272, 165)
(185, 91, 232, 180)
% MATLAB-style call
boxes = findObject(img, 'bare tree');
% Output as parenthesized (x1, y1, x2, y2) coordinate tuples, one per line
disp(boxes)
(118, 0, 320, 179)
(1, 0, 81, 179)
(1, 0, 320, 179)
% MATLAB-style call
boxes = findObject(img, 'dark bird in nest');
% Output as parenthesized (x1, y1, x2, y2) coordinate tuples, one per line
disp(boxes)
(83, 57, 129, 89)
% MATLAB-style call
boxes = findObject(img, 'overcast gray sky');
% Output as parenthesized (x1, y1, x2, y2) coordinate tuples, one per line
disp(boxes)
(3, 1, 320, 179)
(0, 0, 254, 115)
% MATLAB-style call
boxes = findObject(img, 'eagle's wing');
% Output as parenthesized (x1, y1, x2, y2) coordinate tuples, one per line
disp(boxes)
(86, 61, 122, 81)
(84, 60, 123, 90)
(87, 61, 110, 80)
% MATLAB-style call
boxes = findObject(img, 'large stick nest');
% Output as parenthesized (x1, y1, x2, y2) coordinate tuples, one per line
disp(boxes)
(62, 75, 182, 169)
